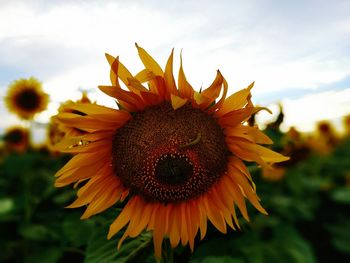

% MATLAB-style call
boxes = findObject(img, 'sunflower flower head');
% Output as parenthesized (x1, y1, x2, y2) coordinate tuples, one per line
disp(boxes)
(54, 44, 289, 259)
(3, 126, 30, 153)
(308, 120, 339, 155)
(4, 77, 49, 120)
(48, 91, 94, 151)
(343, 115, 350, 136)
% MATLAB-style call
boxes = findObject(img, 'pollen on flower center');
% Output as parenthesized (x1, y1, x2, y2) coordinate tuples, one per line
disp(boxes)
(111, 103, 229, 203)
(15, 89, 40, 110)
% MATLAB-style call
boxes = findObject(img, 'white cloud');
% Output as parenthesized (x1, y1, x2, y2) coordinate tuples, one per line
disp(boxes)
(1, 0, 350, 136)
(282, 88, 350, 132)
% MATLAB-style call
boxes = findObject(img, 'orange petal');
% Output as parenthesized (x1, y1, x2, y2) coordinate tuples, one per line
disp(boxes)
(55, 156, 110, 187)
(128, 199, 152, 237)
(227, 161, 267, 214)
(56, 139, 111, 154)
(152, 205, 167, 259)
(198, 199, 208, 240)
(180, 203, 189, 246)
(187, 200, 200, 251)
(206, 75, 228, 113)
(219, 178, 241, 229)
(216, 82, 254, 116)
(164, 48, 178, 97)
(55, 150, 109, 178)
(81, 179, 122, 219)
(228, 156, 253, 182)
(61, 102, 120, 116)
(108, 198, 137, 239)
(126, 77, 149, 94)
(135, 43, 163, 76)
(56, 113, 130, 132)
(148, 76, 167, 100)
(198, 70, 224, 109)
(171, 94, 188, 110)
(178, 52, 194, 99)
(140, 91, 163, 106)
(211, 184, 235, 230)
(67, 175, 107, 208)
(233, 140, 289, 163)
(225, 177, 250, 221)
(203, 194, 227, 233)
(105, 53, 134, 89)
(225, 125, 273, 145)
(168, 204, 181, 248)
(186, 201, 196, 251)
(134, 69, 156, 83)
(98, 85, 145, 111)
(218, 107, 270, 128)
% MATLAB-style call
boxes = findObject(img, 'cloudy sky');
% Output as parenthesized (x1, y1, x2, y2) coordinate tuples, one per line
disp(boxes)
(1, 0, 350, 137)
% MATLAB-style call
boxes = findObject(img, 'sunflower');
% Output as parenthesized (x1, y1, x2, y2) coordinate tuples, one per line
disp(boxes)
(48, 91, 93, 152)
(3, 126, 30, 153)
(54, 44, 289, 258)
(344, 115, 350, 136)
(262, 164, 286, 181)
(5, 77, 49, 120)
(308, 120, 339, 155)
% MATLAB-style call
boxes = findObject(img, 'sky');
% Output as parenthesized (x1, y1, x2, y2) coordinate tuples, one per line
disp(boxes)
(1, 0, 350, 140)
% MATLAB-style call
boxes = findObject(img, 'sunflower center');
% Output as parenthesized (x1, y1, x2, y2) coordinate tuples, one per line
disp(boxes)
(5, 129, 24, 144)
(155, 154, 193, 186)
(15, 89, 40, 111)
(112, 103, 228, 203)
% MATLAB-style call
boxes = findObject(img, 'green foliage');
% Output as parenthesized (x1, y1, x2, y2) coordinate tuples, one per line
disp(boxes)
(190, 224, 315, 263)
(84, 210, 155, 263)
(1, 136, 350, 262)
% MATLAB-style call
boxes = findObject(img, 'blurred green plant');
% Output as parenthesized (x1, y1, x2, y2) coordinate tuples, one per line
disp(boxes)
(1, 135, 350, 262)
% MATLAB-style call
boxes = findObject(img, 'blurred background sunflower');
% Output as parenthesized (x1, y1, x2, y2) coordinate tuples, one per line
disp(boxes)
(4, 77, 49, 120)
(2, 126, 30, 153)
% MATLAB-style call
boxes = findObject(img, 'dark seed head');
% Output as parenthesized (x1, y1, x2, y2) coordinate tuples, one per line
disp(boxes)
(15, 89, 40, 111)
(112, 103, 228, 203)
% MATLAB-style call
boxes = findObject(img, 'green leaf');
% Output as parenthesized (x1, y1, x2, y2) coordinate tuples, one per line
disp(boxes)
(0, 198, 14, 215)
(27, 246, 63, 263)
(63, 214, 94, 246)
(84, 209, 154, 263)
(84, 230, 153, 263)
(18, 223, 59, 241)
(201, 256, 244, 263)
(330, 187, 350, 203)
(328, 220, 350, 253)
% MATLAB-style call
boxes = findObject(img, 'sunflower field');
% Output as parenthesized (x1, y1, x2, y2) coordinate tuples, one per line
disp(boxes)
(1, 49, 350, 263)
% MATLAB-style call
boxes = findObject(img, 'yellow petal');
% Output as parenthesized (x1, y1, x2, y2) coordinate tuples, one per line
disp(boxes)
(164, 48, 177, 96)
(206, 76, 228, 113)
(134, 69, 156, 83)
(198, 200, 208, 240)
(225, 125, 273, 145)
(218, 107, 271, 128)
(108, 198, 137, 239)
(135, 43, 163, 76)
(178, 51, 194, 99)
(171, 94, 188, 110)
(105, 53, 134, 88)
(81, 181, 121, 219)
(228, 162, 267, 214)
(168, 204, 181, 248)
(203, 194, 227, 233)
(217, 82, 254, 116)
(234, 140, 290, 163)
(198, 70, 224, 109)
